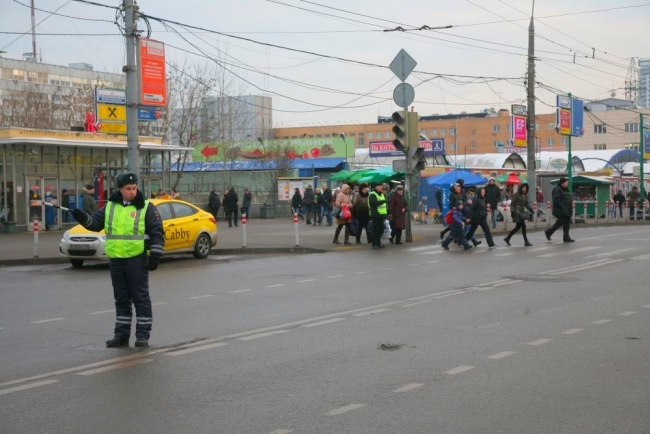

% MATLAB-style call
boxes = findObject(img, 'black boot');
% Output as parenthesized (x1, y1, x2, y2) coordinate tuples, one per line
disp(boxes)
(106, 336, 129, 348)
(503, 237, 511, 246)
(523, 228, 532, 246)
(135, 338, 149, 347)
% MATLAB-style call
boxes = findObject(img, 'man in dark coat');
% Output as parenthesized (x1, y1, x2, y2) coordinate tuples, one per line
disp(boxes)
(303, 185, 314, 224)
(208, 189, 220, 220)
(545, 177, 574, 242)
(226, 187, 239, 227)
(320, 186, 333, 226)
(484, 178, 501, 229)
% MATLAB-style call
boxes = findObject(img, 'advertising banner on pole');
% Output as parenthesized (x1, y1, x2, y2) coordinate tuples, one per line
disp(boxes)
(511, 115, 527, 147)
(644, 130, 650, 159)
(557, 109, 571, 135)
(138, 38, 167, 107)
(571, 98, 584, 137)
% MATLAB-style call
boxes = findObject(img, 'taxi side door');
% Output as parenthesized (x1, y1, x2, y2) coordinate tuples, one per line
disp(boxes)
(168, 202, 199, 250)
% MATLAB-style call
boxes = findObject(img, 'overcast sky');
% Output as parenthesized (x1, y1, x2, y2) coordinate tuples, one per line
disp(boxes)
(1, 0, 647, 127)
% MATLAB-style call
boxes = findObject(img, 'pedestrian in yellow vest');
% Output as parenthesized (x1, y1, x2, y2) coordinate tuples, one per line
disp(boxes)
(368, 183, 388, 249)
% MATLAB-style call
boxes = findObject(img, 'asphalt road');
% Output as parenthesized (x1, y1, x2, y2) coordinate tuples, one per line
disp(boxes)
(1, 226, 650, 433)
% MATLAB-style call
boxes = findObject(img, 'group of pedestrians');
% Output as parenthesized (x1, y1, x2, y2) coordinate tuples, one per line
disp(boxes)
(207, 187, 252, 227)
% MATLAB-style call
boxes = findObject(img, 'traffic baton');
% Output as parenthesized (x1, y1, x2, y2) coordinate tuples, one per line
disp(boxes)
(546, 201, 551, 227)
(293, 212, 299, 247)
(241, 213, 247, 248)
(44, 202, 70, 212)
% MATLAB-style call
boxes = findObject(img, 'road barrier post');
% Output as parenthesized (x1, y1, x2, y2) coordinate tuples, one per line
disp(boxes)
(547, 201, 551, 227)
(33, 218, 39, 259)
(503, 202, 508, 231)
(571, 202, 576, 224)
(603, 201, 608, 223)
(643, 200, 647, 221)
(294, 212, 299, 247)
(625, 201, 629, 222)
(241, 213, 247, 248)
(583, 201, 588, 223)
(615, 201, 619, 223)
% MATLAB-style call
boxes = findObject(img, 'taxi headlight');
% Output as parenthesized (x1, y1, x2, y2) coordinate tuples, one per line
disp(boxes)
(101, 235, 106, 241)
(62, 230, 70, 241)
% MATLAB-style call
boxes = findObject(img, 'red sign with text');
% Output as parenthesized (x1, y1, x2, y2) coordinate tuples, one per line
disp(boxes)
(139, 38, 167, 107)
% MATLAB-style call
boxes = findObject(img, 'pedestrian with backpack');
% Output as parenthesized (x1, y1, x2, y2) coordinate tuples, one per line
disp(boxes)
(442, 201, 472, 251)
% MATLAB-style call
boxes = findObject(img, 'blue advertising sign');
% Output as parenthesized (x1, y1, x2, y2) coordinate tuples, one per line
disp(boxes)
(644, 130, 650, 156)
(571, 98, 584, 137)
(137, 107, 159, 121)
(432, 139, 445, 156)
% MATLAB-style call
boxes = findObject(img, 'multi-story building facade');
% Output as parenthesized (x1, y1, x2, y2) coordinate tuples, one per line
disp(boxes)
(639, 58, 650, 109)
(199, 95, 273, 143)
(273, 109, 565, 159)
(572, 103, 650, 152)
(0, 57, 125, 130)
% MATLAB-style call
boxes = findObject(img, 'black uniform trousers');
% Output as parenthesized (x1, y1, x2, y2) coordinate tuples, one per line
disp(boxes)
(227, 209, 238, 227)
(547, 215, 571, 240)
(110, 254, 152, 340)
(371, 215, 385, 247)
(465, 217, 495, 246)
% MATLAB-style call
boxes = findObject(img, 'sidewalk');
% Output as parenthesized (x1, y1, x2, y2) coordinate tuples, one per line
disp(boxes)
(0, 216, 646, 266)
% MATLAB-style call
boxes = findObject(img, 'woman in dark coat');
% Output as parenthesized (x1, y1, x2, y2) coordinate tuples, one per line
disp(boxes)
(465, 186, 496, 248)
(352, 183, 371, 244)
(504, 183, 533, 246)
(388, 185, 407, 244)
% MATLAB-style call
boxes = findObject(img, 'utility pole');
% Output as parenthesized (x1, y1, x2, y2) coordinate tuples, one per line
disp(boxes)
(640, 114, 646, 199)
(30, 0, 37, 62)
(526, 0, 537, 201)
(123, 0, 140, 176)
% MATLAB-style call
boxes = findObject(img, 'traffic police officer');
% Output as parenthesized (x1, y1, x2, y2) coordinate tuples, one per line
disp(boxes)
(72, 172, 164, 348)
(368, 183, 388, 249)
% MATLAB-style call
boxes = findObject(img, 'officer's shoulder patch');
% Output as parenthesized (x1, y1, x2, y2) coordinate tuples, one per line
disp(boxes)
(153, 209, 161, 220)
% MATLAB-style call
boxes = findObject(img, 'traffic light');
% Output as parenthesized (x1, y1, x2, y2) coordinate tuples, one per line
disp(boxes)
(391, 110, 419, 153)
(408, 145, 426, 172)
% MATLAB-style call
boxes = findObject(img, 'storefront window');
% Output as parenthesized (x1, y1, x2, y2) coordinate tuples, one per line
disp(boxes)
(43, 146, 58, 175)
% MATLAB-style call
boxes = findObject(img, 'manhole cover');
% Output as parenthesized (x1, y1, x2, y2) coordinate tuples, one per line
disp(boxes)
(505, 275, 578, 283)
(378, 343, 403, 351)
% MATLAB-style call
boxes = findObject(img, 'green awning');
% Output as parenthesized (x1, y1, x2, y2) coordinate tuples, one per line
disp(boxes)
(329, 169, 355, 182)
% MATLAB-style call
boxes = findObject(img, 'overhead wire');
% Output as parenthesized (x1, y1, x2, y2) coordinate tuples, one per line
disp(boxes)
(12, 0, 114, 22)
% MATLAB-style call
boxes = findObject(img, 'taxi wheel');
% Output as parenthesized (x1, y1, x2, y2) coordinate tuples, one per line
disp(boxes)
(193, 233, 211, 259)
(70, 259, 84, 268)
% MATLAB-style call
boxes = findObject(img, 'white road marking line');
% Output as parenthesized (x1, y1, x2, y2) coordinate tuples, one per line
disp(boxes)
(538, 259, 615, 275)
(618, 311, 637, 316)
(352, 308, 392, 317)
(427, 260, 441, 264)
(478, 279, 513, 287)
(528, 246, 555, 252)
(527, 339, 552, 346)
(385, 267, 395, 271)
(537, 246, 600, 258)
(394, 383, 424, 393)
(229, 290, 251, 293)
(488, 351, 516, 360)
(0, 379, 60, 396)
(151, 302, 168, 306)
(353, 271, 369, 275)
(301, 318, 346, 328)
(419, 251, 444, 255)
(642, 304, 650, 309)
(188, 295, 215, 300)
(496, 253, 513, 257)
(407, 263, 419, 267)
(31, 318, 65, 324)
(592, 319, 612, 325)
(631, 253, 650, 260)
(549, 259, 624, 275)
(561, 328, 584, 335)
(401, 300, 434, 308)
(165, 342, 228, 356)
(409, 246, 437, 252)
(89, 310, 113, 315)
(445, 366, 474, 375)
(407, 290, 459, 301)
(327, 404, 365, 416)
(327, 275, 345, 279)
(580, 229, 650, 241)
(76, 358, 153, 376)
(238, 330, 291, 341)
(584, 248, 637, 258)
(265, 284, 285, 288)
(491, 280, 523, 287)
(297, 279, 316, 283)
(269, 430, 293, 434)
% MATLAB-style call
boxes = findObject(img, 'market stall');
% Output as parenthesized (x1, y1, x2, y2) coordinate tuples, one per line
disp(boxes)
(551, 175, 613, 217)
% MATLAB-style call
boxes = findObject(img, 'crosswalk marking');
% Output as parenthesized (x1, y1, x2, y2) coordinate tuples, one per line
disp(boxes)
(631, 253, 650, 260)
(584, 248, 637, 258)
(393, 383, 424, 393)
(537, 246, 599, 258)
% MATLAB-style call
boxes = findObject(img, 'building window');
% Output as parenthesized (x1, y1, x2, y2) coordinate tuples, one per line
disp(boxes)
(349, 133, 355, 137)
(470, 142, 477, 149)
(449, 143, 456, 150)
(367, 133, 373, 139)
(385, 132, 391, 138)
(13, 69, 25, 81)
(547, 138, 555, 145)
(624, 143, 639, 152)
(430, 129, 437, 136)
(594, 144, 607, 150)
(440, 128, 446, 136)
(561, 137, 568, 146)
(450, 127, 456, 135)
(316, 135, 322, 138)
(358, 132, 364, 137)
(472, 129, 477, 135)
(547, 123, 555, 130)
(358, 138, 365, 147)
(506, 124, 511, 132)
(493, 125, 500, 133)
(594, 124, 607, 134)
(291, 136, 297, 139)
(493, 141, 503, 148)
(535, 123, 540, 131)
(491, 172, 498, 178)
(625, 123, 639, 133)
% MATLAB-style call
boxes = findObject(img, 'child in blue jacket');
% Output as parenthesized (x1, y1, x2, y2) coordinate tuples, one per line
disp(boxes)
(442, 201, 472, 251)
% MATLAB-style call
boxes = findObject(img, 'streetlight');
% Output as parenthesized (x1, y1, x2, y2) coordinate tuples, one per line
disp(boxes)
(339, 133, 348, 169)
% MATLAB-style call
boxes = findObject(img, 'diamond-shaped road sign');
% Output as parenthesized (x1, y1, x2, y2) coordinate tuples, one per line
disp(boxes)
(389, 49, 417, 83)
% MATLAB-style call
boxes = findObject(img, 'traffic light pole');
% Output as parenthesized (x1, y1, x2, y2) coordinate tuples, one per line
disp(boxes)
(404, 108, 413, 243)
(123, 0, 140, 176)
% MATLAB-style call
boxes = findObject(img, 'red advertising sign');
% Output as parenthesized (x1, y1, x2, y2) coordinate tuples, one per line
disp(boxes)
(557, 108, 571, 136)
(139, 38, 167, 107)
(369, 140, 433, 157)
(511, 115, 527, 147)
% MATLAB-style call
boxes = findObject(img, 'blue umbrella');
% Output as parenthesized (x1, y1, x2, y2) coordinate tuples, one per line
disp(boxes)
(425, 169, 487, 187)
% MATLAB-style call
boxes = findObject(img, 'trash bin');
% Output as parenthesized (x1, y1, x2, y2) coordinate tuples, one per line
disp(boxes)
(2, 221, 17, 233)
